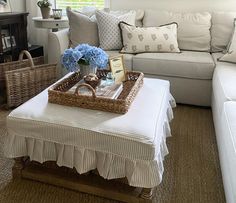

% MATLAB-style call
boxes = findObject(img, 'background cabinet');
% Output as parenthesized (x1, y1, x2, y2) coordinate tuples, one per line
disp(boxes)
(0, 12, 28, 63)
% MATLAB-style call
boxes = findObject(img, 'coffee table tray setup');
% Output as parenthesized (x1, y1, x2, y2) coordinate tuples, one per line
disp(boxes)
(48, 70, 144, 114)
(4, 75, 176, 202)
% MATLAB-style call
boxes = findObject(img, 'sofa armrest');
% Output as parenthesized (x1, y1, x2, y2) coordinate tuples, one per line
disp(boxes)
(48, 29, 69, 77)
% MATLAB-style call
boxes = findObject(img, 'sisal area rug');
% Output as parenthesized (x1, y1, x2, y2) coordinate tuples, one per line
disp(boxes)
(0, 105, 226, 203)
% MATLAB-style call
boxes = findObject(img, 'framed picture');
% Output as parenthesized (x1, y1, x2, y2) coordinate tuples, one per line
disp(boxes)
(0, 0, 11, 13)
(5, 36, 16, 48)
(1, 35, 6, 50)
(109, 55, 126, 83)
(1, 29, 9, 36)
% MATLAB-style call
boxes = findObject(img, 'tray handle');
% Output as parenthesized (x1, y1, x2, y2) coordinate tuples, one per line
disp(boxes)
(18, 50, 35, 68)
(75, 83, 96, 98)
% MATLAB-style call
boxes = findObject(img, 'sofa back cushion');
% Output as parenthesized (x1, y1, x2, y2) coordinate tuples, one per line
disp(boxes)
(211, 12, 236, 52)
(142, 10, 211, 52)
(218, 19, 236, 63)
(105, 9, 145, 27)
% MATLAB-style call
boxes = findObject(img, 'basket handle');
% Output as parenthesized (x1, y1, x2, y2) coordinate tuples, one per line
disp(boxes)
(18, 50, 35, 68)
(75, 83, 96, 98)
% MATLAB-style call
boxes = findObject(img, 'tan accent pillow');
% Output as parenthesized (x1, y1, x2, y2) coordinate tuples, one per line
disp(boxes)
(119, 22, 180, 54)
(66, 7, 99, 47)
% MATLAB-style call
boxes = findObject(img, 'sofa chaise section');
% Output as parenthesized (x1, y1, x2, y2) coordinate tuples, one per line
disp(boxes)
(212, 53, 236, 203)
(217, 101, 236, 203)
(212, 53, 236, 117)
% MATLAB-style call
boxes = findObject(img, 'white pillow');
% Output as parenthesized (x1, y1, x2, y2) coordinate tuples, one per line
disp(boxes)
(219, 20, 236, 63)
(119, 22, 180, 54)
(95, 10, 136, 50)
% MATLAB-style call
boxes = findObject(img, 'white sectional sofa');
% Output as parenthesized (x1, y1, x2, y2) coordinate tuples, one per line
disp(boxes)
(212, 53, 236, 203)
(48, 10, 236, 202)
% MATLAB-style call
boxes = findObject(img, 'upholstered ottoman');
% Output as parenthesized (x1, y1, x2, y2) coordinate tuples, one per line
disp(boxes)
(4, 76, 175, 202)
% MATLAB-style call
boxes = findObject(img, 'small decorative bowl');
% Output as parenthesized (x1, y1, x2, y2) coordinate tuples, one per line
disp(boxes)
(84, 74, 101, 89)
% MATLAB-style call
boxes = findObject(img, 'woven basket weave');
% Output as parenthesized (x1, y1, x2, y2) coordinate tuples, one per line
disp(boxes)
(0, 53, 44, 87)
(48, 70, 144, 114)
(0, 52, 44, 104)
(5, 51, 57, 108)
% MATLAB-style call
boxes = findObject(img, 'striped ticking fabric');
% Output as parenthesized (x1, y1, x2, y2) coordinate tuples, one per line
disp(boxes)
(4, 76, 176, 188)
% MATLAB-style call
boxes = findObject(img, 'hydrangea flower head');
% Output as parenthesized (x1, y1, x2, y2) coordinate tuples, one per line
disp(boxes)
(62, 44, 108, 72)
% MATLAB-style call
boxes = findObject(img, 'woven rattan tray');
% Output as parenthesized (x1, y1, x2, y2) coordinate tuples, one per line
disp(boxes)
(48, 70, 144, 114)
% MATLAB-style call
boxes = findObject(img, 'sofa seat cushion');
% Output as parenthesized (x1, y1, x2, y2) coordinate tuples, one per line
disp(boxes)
(106, 51, 133, 71)
(220, 101, 236, 203)
(212, 53, 236, 114)
(132, 51, 215, 79)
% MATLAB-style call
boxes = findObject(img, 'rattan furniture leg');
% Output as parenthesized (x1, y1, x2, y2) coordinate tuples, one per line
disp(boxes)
(11, 157, 155, 203)
(140, 188, 155, 200)
(12, 157, 25, 179)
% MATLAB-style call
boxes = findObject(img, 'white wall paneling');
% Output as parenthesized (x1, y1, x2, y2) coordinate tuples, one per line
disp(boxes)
(10, 0, 26, 12)
(110, 0, 236, 12)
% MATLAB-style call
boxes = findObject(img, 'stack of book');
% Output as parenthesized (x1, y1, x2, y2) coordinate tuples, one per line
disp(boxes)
(68, 80, 123, 99)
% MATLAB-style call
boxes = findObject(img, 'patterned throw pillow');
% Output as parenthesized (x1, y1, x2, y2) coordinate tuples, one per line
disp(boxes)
(96, 10, 136, 50)
(219, 20, 236, 63)
(119, 22, 180, 54)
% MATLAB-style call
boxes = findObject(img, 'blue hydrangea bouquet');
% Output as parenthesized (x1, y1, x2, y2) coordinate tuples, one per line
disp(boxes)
(62, 44, 108, 74)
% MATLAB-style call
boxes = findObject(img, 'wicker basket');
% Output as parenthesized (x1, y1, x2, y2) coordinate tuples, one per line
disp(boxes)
(48, 70, 144, 114)
(0, 52, 44, 105)
(5, 51, 58, 108)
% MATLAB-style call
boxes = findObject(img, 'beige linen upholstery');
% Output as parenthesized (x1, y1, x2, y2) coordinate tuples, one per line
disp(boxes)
(211, 51, 236, 203)
(48, 29, 70, 78)
(48, 30, 214, 106)
(146, 74, 212, 106)
(105, 51, 133, 71)
(143, 10, 211, 51)
(219, 20, 236, 63)
(212, 53, 236, 115)
(211, 12, 236, 52)
(215, 102, 236, 203)
(107, 9, 145, 27)
(133, 51, 215, 80)
(66, 7, 99, 47)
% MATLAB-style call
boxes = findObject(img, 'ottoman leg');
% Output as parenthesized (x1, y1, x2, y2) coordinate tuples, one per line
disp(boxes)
(140, 187, 155, 200)
(12, 157, 27, 179)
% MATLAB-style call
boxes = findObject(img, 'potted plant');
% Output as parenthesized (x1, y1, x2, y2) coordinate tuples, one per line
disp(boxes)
(37, 0, 52, 19)
(62, 44, 108, 77)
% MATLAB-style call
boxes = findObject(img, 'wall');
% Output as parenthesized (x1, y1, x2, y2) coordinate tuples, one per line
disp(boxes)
(11, 0, 26, 12)
(110, 0, 236, 12)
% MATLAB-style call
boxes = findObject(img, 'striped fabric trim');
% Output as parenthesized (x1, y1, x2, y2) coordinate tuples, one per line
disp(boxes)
(6, 95, 175, 161)
(4, 95, 176, 188)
